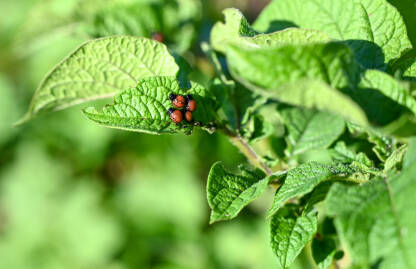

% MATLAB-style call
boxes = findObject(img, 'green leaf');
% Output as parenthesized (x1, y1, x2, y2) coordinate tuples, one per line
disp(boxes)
(210, 8, 256, 53)
(326, 164, 416, 268)
(226, 43, 369, 125)
(19, 36, 179, 123)
(384, 144, 408, 173)
(330, 141, 374, 169)
(274, 80, 368, 126)
(253, 0, 412, 69)
(403, 137, 416, 169)
(359, 69, 416, 116)
(268, 162, 357, 217)
(404, 61, 416, 80)
(206, 162, 268, 224)
(270, 205, 318, 268)
(312, 236, 337, 269)
(243, 114, 274, 143)
(392, 50, 416, 81)
(211, 8, 330, 53)
(202, 43, 267, 133)
(227, 42, 359, 90)
(86, 3, 161, 38)
(347, 122, 396, 162)
(281, 108, 345, 156)
(83, 76, 215, 134)
(303, 181, 336, 213)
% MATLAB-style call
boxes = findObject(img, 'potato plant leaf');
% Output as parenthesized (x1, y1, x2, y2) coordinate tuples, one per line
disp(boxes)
(359, 70, 416, 116)
(384, 144, 408, 173)
(207, 162, 268, 224)
(253, 0, 412, 69)
(326, 163, 416, 268)
(226, 43, 371, 125)
(83, 76, 215, 134)
(330, 141, 374, 168)
(270, 205, 318, 268)
(19, 36, 180, 123)
(210, 8, 330, 53)
(227, 42, 360, 90)
(268, 162, 357, 218)
(281, 108, 346, 155)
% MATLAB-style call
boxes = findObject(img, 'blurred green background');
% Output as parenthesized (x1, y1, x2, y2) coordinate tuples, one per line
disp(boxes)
(1, 0, 415, 268)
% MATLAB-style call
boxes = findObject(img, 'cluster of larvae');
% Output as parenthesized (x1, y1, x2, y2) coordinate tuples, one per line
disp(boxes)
(167, 93, 197, 124)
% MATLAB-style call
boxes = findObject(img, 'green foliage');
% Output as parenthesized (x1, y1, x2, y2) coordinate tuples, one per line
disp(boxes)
(384, 143, 408, 172)
(83, 76, 216, 134)
(210, 8, 329, 54)
(226, 42, 359, 90)
(19, 36, 179, 123)
(268, 162, 358, 217)
(281, 108, 346, 155)
(207, 162, 268, 223)
(253, 0, 412, 69)
(326, 162, 416, 268)
(270, 205, 318, 268)
(13, 0, 416, 268)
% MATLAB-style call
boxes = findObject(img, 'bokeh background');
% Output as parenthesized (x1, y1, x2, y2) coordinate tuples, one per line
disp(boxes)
(0, 0, 415, 268)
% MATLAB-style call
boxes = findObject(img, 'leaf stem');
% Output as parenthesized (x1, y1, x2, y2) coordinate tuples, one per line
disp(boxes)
(229, 134, 272, 176)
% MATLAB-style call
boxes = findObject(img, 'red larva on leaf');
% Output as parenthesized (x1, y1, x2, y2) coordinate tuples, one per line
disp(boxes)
(168, 108, 183, 124)
(186, 94, 197, 112)
(151, 32, 164, 43)
(169, 93, 186, 108)
(184, 110, 193, 122)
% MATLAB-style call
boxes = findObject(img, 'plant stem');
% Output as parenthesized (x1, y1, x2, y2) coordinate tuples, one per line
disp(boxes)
(229, 135, 272, 176)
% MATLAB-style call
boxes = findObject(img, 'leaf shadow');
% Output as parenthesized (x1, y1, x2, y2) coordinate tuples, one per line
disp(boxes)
(263, 20, 299, 33)
(342, 86, 409, 126)
(342, 39, 386, 70)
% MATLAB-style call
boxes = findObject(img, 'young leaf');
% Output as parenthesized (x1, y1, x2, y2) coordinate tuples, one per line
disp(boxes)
(243, 114, 274, 143)
(347, 122, 396, 162)
(83, 76, 215, 134)
(326, 164, 416, 268)
(253, 0, 412, 69)
(268, 162, 357, 217)
(206, 162, 268, 224)
(281, 108, 346, 156)
(210, 8, 330, 53)
(20, 36, 179, 123)
(330, 141, 374, 169)
(270, 205, 318, 268)
(384, 144, 408, 173)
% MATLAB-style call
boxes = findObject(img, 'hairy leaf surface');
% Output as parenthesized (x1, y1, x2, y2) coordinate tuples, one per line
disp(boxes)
(326, 164, 416, 268)
(254, 0, 412, 69)
(268, 162, 357, 217)
(20, 36, 179, 123)
(281, 108, 346, 155)
(207, 162, 268, 223)
(83, 76, 215, 134)
(270, 206, 317, 268)
(211, 8, 329, 53)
